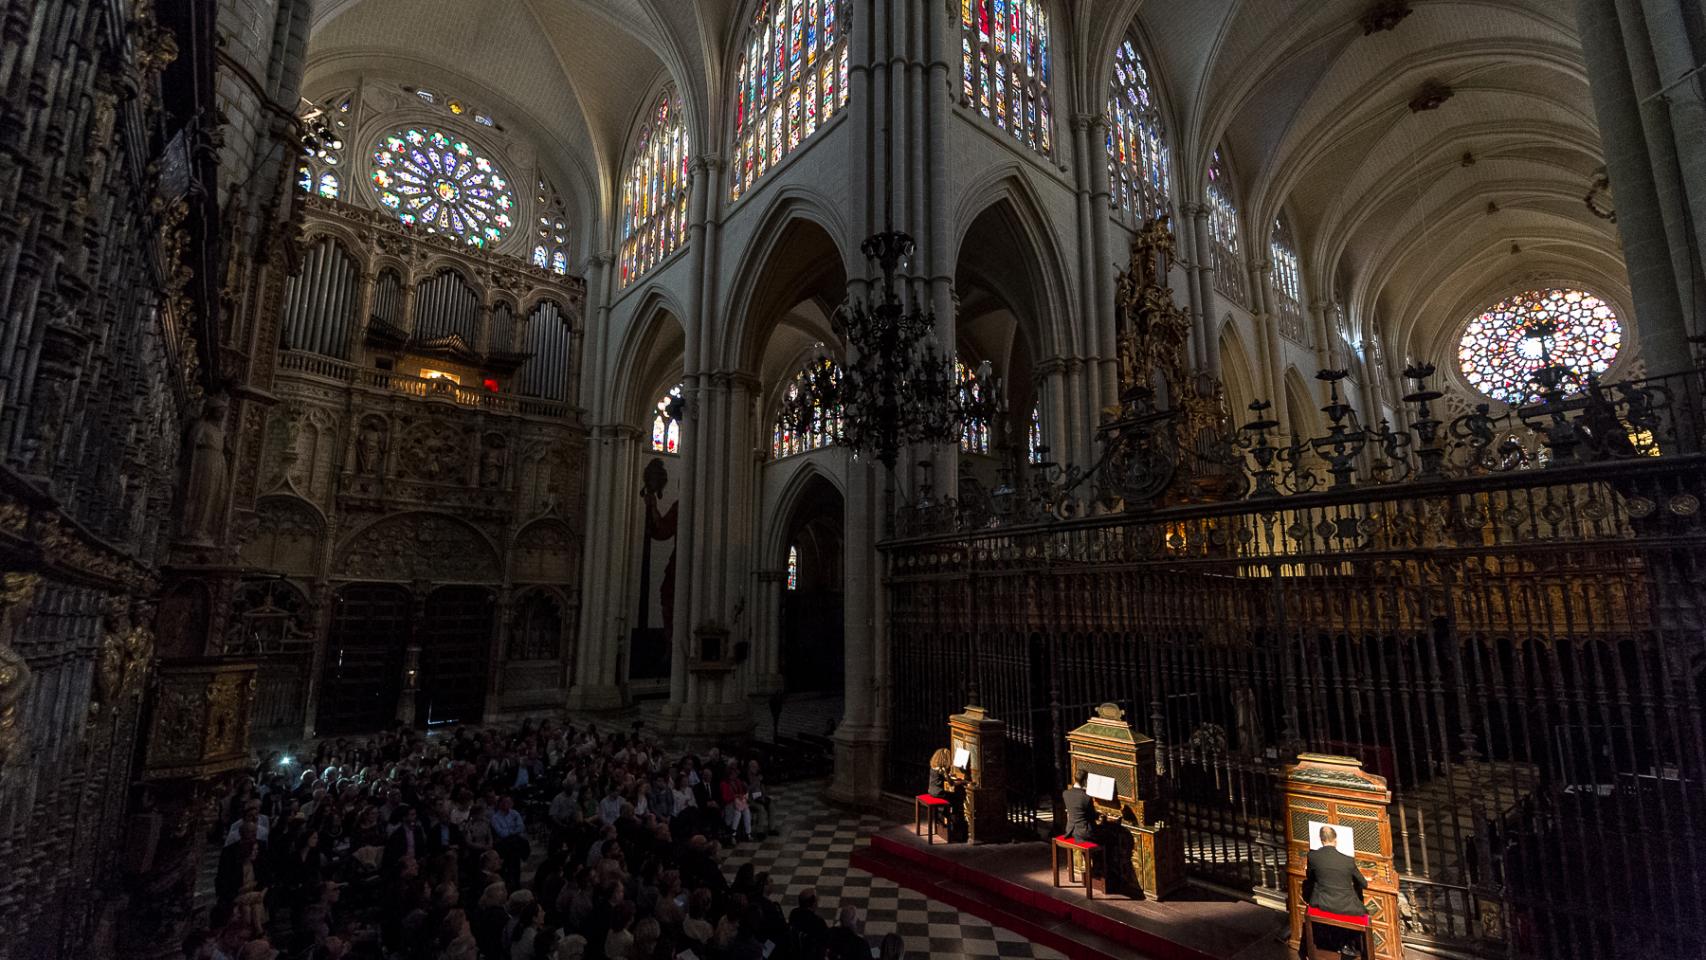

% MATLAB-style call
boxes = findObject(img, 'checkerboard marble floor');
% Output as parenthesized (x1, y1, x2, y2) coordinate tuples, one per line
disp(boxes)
(744, 781, 1066, 959)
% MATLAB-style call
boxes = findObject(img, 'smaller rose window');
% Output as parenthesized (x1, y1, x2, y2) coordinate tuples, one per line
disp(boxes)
(370, 128, 515, 247)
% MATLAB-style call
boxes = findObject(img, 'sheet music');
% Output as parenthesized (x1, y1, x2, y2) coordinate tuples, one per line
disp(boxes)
(1085, 772, 1116, 801)
(952, 747, 970, 769)
(1308, 820, 1356, 856)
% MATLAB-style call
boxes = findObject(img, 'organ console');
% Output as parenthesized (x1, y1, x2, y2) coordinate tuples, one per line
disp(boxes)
(1064, 703, 1185, 898)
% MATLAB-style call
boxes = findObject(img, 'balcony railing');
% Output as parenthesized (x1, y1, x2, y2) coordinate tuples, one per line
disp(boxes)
(278, 350, 569, 419)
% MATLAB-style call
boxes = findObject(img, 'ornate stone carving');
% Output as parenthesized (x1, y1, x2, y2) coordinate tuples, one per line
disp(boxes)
(398, 420, 470, 484)
(511, 519, 578, 584)
(238, 496, 323, 576)
(336, 512, 501, 582)
(355, 415, 388, 476)
(480, 434, 508, 489)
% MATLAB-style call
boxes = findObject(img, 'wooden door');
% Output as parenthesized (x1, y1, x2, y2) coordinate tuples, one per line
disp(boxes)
(318, 584, 411, 735)
(418, 586, 493, 726)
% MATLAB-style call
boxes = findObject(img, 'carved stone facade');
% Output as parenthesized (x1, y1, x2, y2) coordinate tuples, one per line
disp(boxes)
(222, 197, 590, 735)
(0, 2, 240, 957)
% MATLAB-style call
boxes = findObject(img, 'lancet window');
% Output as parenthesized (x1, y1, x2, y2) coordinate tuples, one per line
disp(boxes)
(961, 0, 1054, 157)
(1271, 214, 1305, 344)
(621, 90, 691, 288)
(1107, 38, 1170, 223)
(958, 360, 992, 454)
(772, 357, 845, 459)
(653, 384, 684, 454)
(731, 0, 851, 202)
(1206, 148, 1247, 305)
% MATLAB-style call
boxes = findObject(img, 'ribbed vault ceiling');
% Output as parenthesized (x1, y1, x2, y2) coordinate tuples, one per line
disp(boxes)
(302, 0, 1624, 363)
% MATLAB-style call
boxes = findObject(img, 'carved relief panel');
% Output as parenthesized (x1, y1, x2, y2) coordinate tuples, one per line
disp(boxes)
(335, 512, 502, 582)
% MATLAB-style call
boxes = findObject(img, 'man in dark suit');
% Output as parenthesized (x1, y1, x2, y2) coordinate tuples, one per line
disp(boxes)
(1061, 770, 1099, 842)
(1303, 825, 1368, 956)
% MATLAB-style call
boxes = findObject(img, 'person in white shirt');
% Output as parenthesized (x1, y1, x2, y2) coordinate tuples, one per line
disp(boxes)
(224, 802, 271, 847)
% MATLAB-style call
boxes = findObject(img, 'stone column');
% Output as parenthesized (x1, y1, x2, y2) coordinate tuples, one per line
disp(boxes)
(752, 570, 788, 697)
(1637, 0, 1706, 324)
(568, 424, 638, 711)
(1086, 115, 1120, 414)
(1574, 0, 1694, 361)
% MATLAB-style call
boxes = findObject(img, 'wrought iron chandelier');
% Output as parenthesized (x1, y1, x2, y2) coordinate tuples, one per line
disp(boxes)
(785, 230, 960, 471)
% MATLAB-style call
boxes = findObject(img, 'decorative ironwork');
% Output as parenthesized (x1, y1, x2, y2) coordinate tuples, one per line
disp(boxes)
(821, 231, 959, 471)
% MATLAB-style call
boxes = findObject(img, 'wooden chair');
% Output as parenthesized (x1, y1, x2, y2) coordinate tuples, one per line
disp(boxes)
(913, 794, 950, 844)
(1303, 905, 1375, 959)
(1051, 836, 1101, 899)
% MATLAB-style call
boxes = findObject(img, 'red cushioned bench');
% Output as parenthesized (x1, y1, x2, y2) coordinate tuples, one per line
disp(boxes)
(1304, 905, 1373, 959)
(913, 794, 950, 844)
(1051, 836, 1101, 899)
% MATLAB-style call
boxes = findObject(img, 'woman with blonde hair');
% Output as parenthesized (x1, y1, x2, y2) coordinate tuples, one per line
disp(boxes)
(926, 747, 962, 839)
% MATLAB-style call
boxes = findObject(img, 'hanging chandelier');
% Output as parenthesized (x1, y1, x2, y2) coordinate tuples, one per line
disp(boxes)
(785, 230, 960, 471)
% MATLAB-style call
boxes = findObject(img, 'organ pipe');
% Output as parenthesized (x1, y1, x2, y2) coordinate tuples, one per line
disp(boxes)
(279, 238, 357, 358)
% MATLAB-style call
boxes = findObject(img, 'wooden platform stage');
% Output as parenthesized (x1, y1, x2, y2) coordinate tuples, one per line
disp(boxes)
(849, 825, 1293, 960)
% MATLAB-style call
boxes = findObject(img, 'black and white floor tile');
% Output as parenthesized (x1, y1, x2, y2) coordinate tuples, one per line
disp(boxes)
(743, 782, 1065, 960)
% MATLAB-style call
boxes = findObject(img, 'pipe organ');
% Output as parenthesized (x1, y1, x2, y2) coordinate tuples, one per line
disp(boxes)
(413, 268, 483, 344)
(281, 237, 360, 357)
(518, 300, 572, 401)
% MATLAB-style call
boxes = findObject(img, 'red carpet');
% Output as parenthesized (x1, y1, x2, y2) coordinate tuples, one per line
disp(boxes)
(849, 826, 1290, 960)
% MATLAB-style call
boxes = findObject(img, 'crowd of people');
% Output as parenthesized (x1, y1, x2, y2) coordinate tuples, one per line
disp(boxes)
(185, 721, 905, 960)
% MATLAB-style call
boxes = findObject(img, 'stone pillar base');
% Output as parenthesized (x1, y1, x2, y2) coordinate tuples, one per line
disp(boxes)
(828, 723, 887, 808)
(565, 682, 626, 712)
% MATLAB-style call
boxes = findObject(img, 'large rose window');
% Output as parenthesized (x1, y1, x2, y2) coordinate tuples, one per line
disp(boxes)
(370, 128, 516, 247)
(1458, 288, 1622, 405)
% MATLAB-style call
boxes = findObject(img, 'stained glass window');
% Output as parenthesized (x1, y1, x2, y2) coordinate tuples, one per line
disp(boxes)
(1458, 288, 1621, 405)
(369, 127, 516, 247)
(772, 357, 844, 459)
(1028, 402, 1044, 464)
(962, 0, 1054, 157)
(653, 384, 683, 454)
(1107, 38, 1170, 223)
(534, 178, 571, 275)
(297, 92, 351, 197)
(957, 360, 991, 454)
(1270, 214, 1305, 344)
(731, 0, 851, 202)
(621, 90, 691, 288)
(787, 545, 799, 591)
(1207, 148, 1247, 305)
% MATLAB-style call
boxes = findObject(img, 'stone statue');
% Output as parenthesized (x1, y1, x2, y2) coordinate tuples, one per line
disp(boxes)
(181, 394, 230, 544)
(356, 421, 385, 475)
(480, 438, 507, 488)
(0, 573, 41, 771)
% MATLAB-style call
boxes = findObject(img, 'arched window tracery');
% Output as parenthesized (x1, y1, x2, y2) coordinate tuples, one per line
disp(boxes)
(1107, 38, 1170, 223)
(653, 384, 684, 454)
(731, 0, 851, 202)
(297, 91, 351, 199)
(961, 0, 1054, 157)
(1458, 287, 1621, 405)
(533, 178, 572, 275)
(772, 356, 844, 459)
(957, 359, 992, 454)
(1206, 147, 1246, 305)
(1270, 214, 1304, 344)
(621, 90, 691, 288)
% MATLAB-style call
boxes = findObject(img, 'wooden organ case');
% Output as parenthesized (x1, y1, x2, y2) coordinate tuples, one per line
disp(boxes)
(1284, 753, 1401, 960)
(948, 704, 1007, 843)
(1065, 703, 1185, 898)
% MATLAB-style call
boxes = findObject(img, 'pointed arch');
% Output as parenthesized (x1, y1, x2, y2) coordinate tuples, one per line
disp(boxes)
(718, 187, 853, 372)
(609, 288, 689, 427)
(1282, 367, 1318, 442)
(763, 458, 847, 569)
(952, 166, 1080, 361)
(1218, 319, 1259, 421)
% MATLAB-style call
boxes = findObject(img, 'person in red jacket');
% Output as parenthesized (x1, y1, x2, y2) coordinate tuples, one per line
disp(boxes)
(718, 761, 753, 843)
